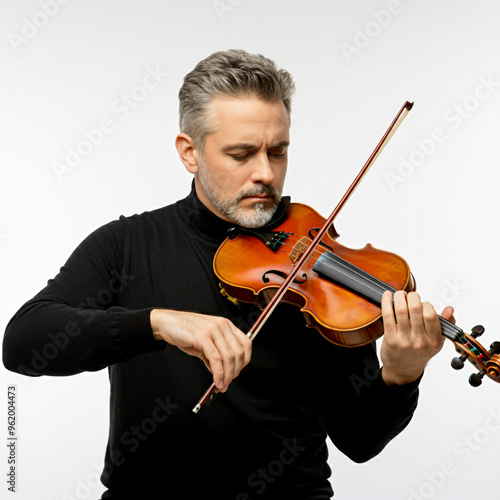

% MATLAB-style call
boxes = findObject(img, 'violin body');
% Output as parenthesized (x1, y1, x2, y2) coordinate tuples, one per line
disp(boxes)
(214, 203, 415, 347)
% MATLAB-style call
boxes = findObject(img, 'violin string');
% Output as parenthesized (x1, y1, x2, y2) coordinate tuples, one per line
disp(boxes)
(317, 250, 465, 344)
(265, 231, 488, 361)
(265, 233, 466, 345)
(239, 232, 474, 349)
(319, 248, 469, 345)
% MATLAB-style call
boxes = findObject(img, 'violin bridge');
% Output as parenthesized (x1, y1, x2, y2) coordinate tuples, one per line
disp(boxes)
(289, 237, 310, 265)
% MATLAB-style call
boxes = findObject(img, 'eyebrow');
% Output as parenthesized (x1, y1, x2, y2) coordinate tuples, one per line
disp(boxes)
(222, 140, 290, 152)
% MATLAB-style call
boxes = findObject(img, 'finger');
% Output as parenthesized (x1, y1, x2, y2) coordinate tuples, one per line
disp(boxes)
(440, 305, 455, 324)
(211, 319, 251, 392)
(223, 328, 252, 387)
(199, 337, 226, 391)
(212, 335, 239, 392)
(225, 325, 252, 376)
(421, 301, 443, 346)
(381, 290, 397, 334)
(406, 291, 426, 337)
(392, 290, 412, 334)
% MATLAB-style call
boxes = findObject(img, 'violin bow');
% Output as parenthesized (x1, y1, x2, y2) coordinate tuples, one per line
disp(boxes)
(193, 101, 414, 413)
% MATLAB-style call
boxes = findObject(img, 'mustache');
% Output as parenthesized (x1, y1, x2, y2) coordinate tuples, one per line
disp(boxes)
(236, 185, 281, 203)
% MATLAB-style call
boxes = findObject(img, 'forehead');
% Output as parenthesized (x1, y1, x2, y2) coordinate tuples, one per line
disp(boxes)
(206, 95, 290, 146)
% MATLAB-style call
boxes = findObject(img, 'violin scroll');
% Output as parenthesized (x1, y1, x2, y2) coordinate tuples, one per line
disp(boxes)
(450, 325, 500, 386)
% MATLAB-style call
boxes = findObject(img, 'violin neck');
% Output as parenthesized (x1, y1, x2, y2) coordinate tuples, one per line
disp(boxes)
(313, 251, 462, 342)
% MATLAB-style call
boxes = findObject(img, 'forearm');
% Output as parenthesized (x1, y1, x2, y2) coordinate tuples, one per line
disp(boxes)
(339, 369, 420, 463)
(322, 344, 420, 463)
(3, 298, 162, 376)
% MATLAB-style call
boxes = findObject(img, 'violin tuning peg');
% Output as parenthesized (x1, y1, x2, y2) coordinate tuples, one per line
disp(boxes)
(471, 325, 485, 338)
(451, 355, 466, 370)
(469, 370, 485, 387)
(489, 341, 500, 355)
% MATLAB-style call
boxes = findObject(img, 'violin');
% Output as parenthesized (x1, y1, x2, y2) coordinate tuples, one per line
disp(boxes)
(192, 102, 500, 413)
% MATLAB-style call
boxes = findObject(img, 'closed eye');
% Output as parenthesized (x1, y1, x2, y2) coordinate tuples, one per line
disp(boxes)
(268, 149, 287, 159)
(230, 153, 252, 161)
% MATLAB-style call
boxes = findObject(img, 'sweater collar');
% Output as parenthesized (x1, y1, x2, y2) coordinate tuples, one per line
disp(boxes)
(180, 181, 291, 244)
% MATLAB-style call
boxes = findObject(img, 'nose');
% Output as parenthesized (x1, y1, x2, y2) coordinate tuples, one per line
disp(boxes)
(250, 153, 275, 185)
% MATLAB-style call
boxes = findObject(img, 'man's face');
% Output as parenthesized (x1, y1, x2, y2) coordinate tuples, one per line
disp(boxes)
(194, 96, 290, 228)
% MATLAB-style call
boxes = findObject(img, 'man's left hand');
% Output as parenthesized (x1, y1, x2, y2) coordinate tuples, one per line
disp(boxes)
(380, 290, 455, 385)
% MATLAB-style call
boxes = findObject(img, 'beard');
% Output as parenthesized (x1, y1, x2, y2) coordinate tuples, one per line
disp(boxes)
(197, 159, 281, 228)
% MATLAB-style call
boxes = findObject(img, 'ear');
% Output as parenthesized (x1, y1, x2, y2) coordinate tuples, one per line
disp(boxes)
(175, 133, 201, 174)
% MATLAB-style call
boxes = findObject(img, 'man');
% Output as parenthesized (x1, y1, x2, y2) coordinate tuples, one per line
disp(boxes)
(3, 50, 453, 499)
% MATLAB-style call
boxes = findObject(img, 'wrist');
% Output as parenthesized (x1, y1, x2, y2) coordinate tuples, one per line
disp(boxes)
(381, 366, 422, 386)
(150, 308, 166, 341)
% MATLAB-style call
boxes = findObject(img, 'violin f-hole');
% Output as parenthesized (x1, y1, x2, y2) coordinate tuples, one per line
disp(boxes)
(309, 228, 335, 254)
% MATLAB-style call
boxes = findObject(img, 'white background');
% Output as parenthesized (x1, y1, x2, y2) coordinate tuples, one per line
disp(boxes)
(1, 1, 500, 499)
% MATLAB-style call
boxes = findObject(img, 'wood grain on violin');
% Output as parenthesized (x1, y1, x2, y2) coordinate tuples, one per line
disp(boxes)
(214, 202, 414, 347)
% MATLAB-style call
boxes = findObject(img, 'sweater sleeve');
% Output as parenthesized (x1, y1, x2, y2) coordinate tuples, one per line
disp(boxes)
(2, 219, 165, 377)
(320, 342, 420, 463)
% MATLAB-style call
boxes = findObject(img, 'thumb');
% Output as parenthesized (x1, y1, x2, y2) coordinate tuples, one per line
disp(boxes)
(440, 305, 455, 324)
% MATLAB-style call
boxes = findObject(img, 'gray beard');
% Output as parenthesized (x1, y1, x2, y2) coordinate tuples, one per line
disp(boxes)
(197, 161, 281, 228)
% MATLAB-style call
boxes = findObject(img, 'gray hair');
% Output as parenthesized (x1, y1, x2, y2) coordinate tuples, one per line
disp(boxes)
(178, 49, 295, 150)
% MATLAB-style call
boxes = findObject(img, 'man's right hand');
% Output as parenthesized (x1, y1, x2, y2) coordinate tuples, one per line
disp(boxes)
(150, 309, 252, 392)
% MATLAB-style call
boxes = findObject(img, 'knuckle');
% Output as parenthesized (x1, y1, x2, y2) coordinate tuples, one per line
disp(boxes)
(394, 303, 408, 316)
(383, 335, 399, 349)
(398, 338, 413, 351)
(219, 317, 232, 328)
(199, 329, 211, 340)
(208, 347, 222, 363)
(422, 304, 437, 321)
(430, 336, 444, 350)
(423, 311, 436, 323)
(408, 298, 422, 314)
(412, 337, 426, 351)
(241, 336, 252, 349)
(382, 306, 394, 319)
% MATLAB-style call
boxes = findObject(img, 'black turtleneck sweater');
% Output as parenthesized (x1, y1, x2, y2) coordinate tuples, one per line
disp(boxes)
(3, 186, 420, 499)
